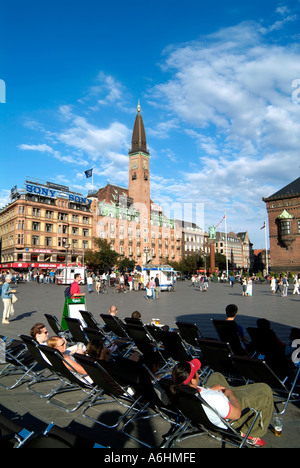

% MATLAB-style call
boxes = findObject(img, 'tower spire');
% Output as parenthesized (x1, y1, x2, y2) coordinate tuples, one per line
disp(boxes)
(129, 102, 149, 155)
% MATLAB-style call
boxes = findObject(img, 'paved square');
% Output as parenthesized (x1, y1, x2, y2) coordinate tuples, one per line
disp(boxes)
(0, 279, 299, 448)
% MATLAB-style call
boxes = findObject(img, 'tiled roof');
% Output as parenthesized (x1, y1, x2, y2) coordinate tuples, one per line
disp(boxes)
(264, 177, 300, 200)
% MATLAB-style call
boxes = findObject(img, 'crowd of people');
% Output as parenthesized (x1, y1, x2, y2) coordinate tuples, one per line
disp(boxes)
(24, 299, 300, 448)
(86, 271, 162, 299)
(1, 261, 300, 447)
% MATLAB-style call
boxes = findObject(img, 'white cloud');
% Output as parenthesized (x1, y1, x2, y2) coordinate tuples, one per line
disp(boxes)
(147, 18, 300, 245)
(18, 143, 53, 153)
(0, 189, 11, 209)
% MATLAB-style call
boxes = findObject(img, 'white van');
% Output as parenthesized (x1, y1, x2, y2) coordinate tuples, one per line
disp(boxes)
(141, 265, 176, 291)
(55, 266, 86, 285)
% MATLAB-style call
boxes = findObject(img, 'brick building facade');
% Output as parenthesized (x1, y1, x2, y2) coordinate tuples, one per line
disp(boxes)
(263, 177, 300, 273)
(95, 104, 182, 265)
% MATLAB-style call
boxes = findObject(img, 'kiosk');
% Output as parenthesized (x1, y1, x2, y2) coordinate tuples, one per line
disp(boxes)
(61, 295, 86, 330)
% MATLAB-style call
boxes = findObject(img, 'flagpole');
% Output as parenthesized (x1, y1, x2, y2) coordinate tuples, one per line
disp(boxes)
(264, 220, 269, 275)
(92, 168, 94, 194)
(224, 212, 229, 279)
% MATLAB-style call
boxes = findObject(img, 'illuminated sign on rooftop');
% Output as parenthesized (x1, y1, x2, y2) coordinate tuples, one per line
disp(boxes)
(25, 183, 92, 206)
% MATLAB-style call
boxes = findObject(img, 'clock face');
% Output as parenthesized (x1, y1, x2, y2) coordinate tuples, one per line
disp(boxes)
(142, 159, 148, 170)
(131, 159, 139, 170)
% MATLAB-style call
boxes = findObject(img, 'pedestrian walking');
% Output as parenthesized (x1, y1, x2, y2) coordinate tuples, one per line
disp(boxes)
(87, 274, 93, 293)
(282, 275, 289, 297)
(293, 275, 300, 295)
(270, 276, 276, 294)
(1, 274, 17, 324)
(154, 274, 161, 299)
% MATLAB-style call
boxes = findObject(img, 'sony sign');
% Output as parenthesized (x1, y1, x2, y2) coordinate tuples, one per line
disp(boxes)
(25, 184, 92, 206)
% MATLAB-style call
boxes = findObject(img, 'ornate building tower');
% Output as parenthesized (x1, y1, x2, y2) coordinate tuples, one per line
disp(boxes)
(128, 102, 151, 214)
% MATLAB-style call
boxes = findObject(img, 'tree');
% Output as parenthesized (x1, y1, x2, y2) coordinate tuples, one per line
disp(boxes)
(117, 257, 136, 272)
(85, 238, 119, 271)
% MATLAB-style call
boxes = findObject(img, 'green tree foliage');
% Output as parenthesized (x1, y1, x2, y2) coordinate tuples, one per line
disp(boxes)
(84, 238, 119, 271)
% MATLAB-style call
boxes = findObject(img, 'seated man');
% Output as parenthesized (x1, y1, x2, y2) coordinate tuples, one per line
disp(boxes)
(225, 304, 248, 345)
(170, 359, 274, 447)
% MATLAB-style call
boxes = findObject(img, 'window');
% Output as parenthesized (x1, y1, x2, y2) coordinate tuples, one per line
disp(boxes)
(33, 208, 40, 217)
(58, 212, 68, 221)
(45, 237, 52, 246)
(32, 222, 40, 231)
(32, 235, 39, 245)
(45, 210, 53, 219)
(16, 234, 24, 244)
(45, 223, 53, 233)
(280, 220, 291, 235)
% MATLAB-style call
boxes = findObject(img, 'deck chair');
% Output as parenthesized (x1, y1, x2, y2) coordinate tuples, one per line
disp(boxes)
(197, 338, 240, 381)
(15, 422, 107, 448)
(73, 353, 143, 429)
(83, 327, 126, 358)
(121, 366, 183, 448)
(175, 321, 204, 352)
(247, 327, 289, 379)
(19, 335, 62, 398)
(44, 314, 72, 342)
(155, 330, 196, 364)
(36, 345, 97, 413)
(165, 385, 261, 449)
(0, 338, 37, 390)
(124, 323, 170, 373)
(64, 317, 89, 345)
(212, 319, 249, 356)
(124, 323, 159, 355)
(79, 310, 101, 330)
(124, 317, 144, 326)
(145, 324, 163, 343)
(0, 414, 35, 448)
(100, 314, 134, 356)
(100, 313, 130, 339)
(83, 327, 106, 343)
(230, 354, 300, 415)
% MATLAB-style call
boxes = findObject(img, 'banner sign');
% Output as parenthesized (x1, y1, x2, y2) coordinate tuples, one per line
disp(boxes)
(25, 183, 92, 206)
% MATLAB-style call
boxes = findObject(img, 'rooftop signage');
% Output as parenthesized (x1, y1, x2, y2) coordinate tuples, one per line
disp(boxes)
(25, 183, 92, 206)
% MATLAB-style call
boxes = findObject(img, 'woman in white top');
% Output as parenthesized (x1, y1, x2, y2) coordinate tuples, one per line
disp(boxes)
(270, 276, 276, 294)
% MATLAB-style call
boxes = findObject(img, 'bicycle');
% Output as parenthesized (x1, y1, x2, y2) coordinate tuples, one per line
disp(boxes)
(99, 281, 108, 294)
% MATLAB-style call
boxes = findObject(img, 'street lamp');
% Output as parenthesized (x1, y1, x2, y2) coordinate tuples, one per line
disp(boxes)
(64, 240, 70, 284)
(144, 246, 150, 265)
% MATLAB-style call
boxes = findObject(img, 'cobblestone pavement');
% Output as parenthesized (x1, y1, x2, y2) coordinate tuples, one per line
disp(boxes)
(0, 279, 299, 449)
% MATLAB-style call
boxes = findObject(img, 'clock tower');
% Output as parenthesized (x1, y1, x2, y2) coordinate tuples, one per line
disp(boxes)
(128, 102, 151, 213)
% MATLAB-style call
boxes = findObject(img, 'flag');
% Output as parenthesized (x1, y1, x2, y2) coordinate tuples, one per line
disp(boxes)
(260, 221, 266, 230)
(84, 168, 93, 178)
(215, 214, 226, 229)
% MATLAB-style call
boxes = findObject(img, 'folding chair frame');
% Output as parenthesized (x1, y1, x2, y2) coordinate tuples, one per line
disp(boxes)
(165, 386, 261, 449)
(230, 354, 300, 415)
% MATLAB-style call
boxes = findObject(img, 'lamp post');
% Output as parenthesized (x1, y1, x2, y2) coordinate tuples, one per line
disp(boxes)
(64, 240, 70, 284)
(144, 246, 150, 265)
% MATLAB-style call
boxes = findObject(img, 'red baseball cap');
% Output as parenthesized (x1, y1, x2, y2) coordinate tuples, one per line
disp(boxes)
(183, 359, 201, 385)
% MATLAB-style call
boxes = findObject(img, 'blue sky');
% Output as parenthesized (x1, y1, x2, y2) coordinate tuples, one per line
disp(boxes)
(1, 0, 300, 248)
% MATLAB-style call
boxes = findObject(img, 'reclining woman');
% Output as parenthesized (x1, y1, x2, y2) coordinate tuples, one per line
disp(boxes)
(47, 336, 93, 383)
(170, 359, 274, 447)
